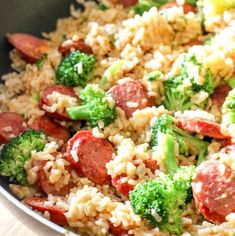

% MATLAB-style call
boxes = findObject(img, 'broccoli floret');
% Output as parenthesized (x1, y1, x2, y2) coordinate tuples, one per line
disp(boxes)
(0, 129, 47, 185)
(163, 55, 214, 111)
(134, 0, 168, 15)
(130, 165, 195, 235)
(222, 88, 235, 125)
(151, 114, 208, 168)
(55, 50, 96, 87)
(66, 84, 116, 127)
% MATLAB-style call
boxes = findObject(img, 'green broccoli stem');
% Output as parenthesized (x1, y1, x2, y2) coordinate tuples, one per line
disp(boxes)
(66, 105, 92, 121)
(227, 76, 235, 88)
(161, 133, 178, 175)
(173, 124, 208, 164)
(197, 148, 208, 165)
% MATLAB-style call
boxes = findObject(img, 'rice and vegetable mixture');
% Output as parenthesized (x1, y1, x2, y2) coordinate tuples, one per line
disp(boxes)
(1, 0, 235, 235)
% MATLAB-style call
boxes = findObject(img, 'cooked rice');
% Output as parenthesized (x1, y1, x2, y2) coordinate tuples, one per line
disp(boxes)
(1, 0, 235, 235)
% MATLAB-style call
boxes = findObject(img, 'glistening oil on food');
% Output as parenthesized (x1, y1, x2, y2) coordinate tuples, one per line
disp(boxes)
(0, 0, 235, 235)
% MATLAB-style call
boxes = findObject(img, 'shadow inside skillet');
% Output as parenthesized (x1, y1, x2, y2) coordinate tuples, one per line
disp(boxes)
(0, 0, 80, 75)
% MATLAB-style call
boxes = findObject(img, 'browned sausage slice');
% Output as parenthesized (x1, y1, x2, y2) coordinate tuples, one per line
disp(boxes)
(109, 80, 155, 118)
(0, 112, 27, 144)
(177, 117, 227, 139)
(211, 85, 231, 107)
(109, 223, 132, 236)
(30, 116, 70, 142)
(118, 0, 137, 7)
(192, 161, 235, 224)
(7, 33, 49, 63)
(58, 39, 93, 56)
(66, 130, 114, 184)
(111, 174, 134, 197)
(38, 161, 74, 196)
(39, 84, 79, 121)
(25, 197, 68, 226)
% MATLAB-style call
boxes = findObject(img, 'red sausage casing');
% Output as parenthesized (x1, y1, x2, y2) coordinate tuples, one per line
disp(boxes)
(39, 84, 79, 121)
(66, 130, 114, 184)
(192, 161, 235, 224)
(7, 33, 49, 63)
(109, 80, 155, 118)
(0, 112, 27, 144)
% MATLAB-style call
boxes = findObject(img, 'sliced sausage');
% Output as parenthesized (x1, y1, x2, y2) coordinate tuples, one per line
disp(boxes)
(30, 116, 70, 142)
(176, 117, 227, 139)
(39, 84, 79, 121)
(25, 197, 68, 226)
(109, 80, 155, 118)
(0, 112, 27, 144)
(160, 2, 196, 14)
(211, 84, 231, 107)
(66, 130, 114, 184)
(38, 161, 73, 196)
(118, 0, 137, 7)
(144, 158, 158, 173)
(109, 223, 131, 236)
(7, 33, 49, 63)
(58, 39, 93, 56)
(111, 174, 134, 197)
(192, 161, 235, 224)
(187, 39, 203, 46)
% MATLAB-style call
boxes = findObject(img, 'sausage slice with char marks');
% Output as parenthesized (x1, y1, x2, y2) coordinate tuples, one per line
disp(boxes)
(7, 33, 49, 63)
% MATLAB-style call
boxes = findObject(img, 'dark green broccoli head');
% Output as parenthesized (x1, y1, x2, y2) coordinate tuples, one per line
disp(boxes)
(151, 114, 208, 167)
(66, 84, 116, 127)
(163, 55, 214, 112)
(222, 88, 235, 125)
(163, 73, 194, 112)
(55, 50, 96, 87)
(134, 0, 168, 15)
(129, 165, 195, 235)
(0, 129, 47, 185)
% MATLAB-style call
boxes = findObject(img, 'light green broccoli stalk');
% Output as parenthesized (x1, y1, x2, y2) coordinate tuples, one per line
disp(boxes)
(151, 114, 208, 167)
(222, 88, 235, 125)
